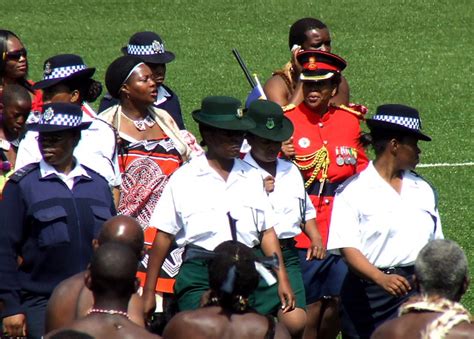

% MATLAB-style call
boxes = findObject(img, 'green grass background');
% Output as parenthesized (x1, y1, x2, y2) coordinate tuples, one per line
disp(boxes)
(2, 0, 473, 310)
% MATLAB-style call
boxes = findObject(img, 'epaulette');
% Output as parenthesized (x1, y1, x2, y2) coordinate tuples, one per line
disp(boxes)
(282, 103, 297, 112)
(334, 173, 360, 195)
(336, 104, 367, 120)
(9, 163, 39, 183)
(410, 170, 439, 209)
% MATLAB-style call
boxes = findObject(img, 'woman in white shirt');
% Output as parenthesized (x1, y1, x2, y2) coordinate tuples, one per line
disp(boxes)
(327, 104, 443, 339)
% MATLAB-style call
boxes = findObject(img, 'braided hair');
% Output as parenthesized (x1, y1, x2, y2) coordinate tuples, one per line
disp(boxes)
(207, 241, 260, 313)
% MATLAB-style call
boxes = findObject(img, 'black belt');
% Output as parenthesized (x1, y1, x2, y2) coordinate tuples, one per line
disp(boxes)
(378, 265, 415, 276)
(306, 180, 343, 197)
(279, 238, 295, 249)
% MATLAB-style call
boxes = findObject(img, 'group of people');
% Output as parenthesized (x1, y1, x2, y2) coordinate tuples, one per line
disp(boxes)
(0, 16, 472, 339)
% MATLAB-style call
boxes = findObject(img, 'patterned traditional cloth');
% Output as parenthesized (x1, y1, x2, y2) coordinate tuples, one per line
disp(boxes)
(399, 295, 472, 339)
(118, 136, 183, 293)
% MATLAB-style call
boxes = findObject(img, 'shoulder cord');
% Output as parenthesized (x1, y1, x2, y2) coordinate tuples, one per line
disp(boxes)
(293, 145, 330, 189)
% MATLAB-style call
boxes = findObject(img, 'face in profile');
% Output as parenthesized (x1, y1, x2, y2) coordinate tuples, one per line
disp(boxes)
(302, 79, 337, 111)
(4, 36, 28, 79)
(122, 64, 158, 105)
(2, 99, 31, 139)
(302, 28, 331, 52)
(396, 136, 421, 171)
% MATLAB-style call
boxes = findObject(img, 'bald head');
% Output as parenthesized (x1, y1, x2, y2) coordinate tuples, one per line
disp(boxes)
(97, 215, 144, 259)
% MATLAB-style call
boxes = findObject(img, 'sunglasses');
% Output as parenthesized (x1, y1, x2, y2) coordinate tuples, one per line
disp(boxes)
(4, 48, 27, 61)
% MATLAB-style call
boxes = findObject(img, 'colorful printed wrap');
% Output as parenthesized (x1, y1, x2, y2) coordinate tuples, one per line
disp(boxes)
(118, 137, 183, 293)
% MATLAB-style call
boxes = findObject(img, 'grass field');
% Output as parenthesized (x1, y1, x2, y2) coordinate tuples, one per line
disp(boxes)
(2, 0, 473, 311)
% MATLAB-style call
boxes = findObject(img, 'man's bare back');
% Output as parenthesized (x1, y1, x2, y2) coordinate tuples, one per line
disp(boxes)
(371, 310, 473, 339)
(163, 306, 290, 339)
(45, 272, 144, 332)
(45, 314, 159, 339)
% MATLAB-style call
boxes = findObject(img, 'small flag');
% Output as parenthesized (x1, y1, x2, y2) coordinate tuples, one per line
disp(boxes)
(245, 74, 267, 108)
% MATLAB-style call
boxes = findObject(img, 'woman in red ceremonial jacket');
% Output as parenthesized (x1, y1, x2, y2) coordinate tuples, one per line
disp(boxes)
(283, 50, 368, 339)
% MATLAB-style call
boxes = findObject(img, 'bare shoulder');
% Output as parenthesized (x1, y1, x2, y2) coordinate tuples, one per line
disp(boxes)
(45, 272, 86, 332)
(163, 308, 227, 338)
(446, 322, 474, 339)
(263, 75, 290, 106)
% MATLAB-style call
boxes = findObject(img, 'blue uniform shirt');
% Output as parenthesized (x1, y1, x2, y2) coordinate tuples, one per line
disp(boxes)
(0, 163, 116, 317)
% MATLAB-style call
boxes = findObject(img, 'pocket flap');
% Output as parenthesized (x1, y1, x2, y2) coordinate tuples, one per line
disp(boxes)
(33, 206, 68, 222)
(91, 205, 112, 220)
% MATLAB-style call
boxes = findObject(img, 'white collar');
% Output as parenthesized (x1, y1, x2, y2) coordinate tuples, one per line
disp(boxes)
(243, 153, 292, 178)
(39, 158, 90, 179)
(154, 85, 171, 105)
(193, 154, 249, 179)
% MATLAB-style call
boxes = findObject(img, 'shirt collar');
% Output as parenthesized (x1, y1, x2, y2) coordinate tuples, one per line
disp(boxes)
(193, 154, 249, 178)
(39, 158, 90, 179)
(154, 85, 171, 105)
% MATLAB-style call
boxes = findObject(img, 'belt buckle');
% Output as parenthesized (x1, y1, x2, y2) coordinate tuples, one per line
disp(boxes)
(384, 266, 396, 275)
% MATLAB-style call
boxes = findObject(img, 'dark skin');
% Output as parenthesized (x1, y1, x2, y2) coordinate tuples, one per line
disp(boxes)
(37, 129, 80, 175)
(281, 79, 337, 159)
(0, 99, 31, 167)
(119, 64, 164, 141)
(143, 126, 296, 320)
(163, 306, 291, 339)
(1, 36, 28, 85)
(263, 27, 349, 108)
(44, 271, 160, 339)
(45, 216, 146, 332)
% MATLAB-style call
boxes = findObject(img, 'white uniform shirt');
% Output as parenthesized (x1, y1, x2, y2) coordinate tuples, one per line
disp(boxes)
(16, 111, 121, 188)
(327, 162, 443, 268)
(243, 153, 316, 239)
(149, 154, 276, 251)
(39, 158, 90, 190)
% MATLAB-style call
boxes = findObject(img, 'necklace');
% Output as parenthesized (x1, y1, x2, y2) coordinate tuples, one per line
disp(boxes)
(121, 112, 155, 131)
(87, 308, 130, 320)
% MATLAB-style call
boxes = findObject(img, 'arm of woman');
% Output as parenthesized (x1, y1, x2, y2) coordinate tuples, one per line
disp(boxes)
(340, 247, 411, 297)
(142, 230, 175, 318)
(302, 218, 326, 260)
(260, 227, 295, 312)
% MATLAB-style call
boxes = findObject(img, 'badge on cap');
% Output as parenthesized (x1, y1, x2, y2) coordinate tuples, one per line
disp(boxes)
(152, 40, 164, 53)
(43, 107, 55, 121)
(44, 62, 52, 76)
(307, 56, 318, 71)
(236, 108, 243, 119)
(266, 118, 275, 130)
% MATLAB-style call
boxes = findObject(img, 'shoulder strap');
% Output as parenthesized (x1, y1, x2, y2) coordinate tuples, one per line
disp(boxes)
(410, 170, 439, 209)
(9, 163, 39, 183)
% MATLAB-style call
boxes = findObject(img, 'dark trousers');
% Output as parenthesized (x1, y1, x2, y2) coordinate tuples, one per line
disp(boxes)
(340, 267, 416, 339)
(22, 292, 49, 339)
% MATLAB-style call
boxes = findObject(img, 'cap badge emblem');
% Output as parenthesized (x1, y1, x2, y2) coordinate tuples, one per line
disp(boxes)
(236, 108, 244, 119)
(152, 40, 164, 53)
(44, 62, 52, 75)
(43, 107, 55, 121)
(307, 56, 318, 71)
(266, 118, 275, 130)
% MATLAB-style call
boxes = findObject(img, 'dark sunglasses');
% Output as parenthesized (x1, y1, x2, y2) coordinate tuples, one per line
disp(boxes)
(4, 48, 27, 61)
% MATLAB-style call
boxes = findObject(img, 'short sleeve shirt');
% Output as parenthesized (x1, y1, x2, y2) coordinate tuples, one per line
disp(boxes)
(243, 153, 316, 239)
(327, 162, 443, 267)
(149, 155, 276, 251)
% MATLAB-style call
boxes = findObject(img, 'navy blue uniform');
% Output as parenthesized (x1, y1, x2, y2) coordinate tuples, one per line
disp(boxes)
(98, 84, 185, 129)
(0, 163, 116, 320)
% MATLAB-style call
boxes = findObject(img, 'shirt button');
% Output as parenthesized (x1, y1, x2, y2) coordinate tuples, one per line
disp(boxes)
(318, 122, 324, 127)
(323, 140, 328, 145)
(324, 199, 330, 205)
